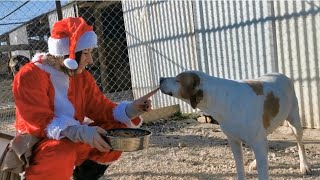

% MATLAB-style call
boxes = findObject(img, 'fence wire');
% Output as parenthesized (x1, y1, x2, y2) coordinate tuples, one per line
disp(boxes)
(0, 1, 135, 134)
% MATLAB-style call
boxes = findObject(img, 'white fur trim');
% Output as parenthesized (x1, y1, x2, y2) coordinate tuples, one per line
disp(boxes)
(113, 101, 132, 127)
(46, 115, 80, 140)
(31, 53, 47, 62)
(35, 63, 80, 139)
(48, 31, 97, 56)
(64, 58, 78, 69)
(113, 101, 142, 128)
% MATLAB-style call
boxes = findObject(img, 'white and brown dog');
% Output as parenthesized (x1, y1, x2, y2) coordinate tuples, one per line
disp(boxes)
(159, 71, 311, 180)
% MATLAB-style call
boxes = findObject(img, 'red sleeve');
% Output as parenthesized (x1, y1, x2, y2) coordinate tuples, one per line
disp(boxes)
(82, 71, 142, 129)
(13, 64, 54, 138)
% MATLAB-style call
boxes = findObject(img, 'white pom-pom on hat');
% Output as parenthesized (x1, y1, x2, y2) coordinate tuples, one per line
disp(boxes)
(64, 58, 78, 70)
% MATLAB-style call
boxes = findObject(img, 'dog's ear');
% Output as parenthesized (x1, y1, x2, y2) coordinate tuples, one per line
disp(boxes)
(178, 72, 203, 108)
(190, 89, 203, 109)
(187, 73, 203, 109)
(178, 72, 201, 92)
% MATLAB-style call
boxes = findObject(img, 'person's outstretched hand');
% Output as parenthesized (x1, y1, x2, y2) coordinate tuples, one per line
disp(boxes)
(134, 88, 159, 112)
(125, 88, 159, 119)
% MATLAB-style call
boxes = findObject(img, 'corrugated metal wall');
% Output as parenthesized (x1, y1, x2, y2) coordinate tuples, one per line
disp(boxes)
(194, 1, 274, 79)
(274, 1, 320, 128)
(122, 0, 320, 129)
(122, 0, 198, 113)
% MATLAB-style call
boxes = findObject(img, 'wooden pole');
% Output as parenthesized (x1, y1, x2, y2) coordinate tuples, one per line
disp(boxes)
(55, 1, 63, 20)
(94, 8, 108, 93)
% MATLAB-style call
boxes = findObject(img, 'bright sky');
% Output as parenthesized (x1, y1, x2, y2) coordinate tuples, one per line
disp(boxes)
(0, 0, 68, 35)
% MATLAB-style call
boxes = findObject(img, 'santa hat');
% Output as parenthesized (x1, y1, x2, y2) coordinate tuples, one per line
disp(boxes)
(48, 17, 97, 69)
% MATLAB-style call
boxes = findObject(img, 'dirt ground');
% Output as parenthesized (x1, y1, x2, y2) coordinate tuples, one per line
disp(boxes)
(1, 113, 319, 180)
(104, 118, 320, 180)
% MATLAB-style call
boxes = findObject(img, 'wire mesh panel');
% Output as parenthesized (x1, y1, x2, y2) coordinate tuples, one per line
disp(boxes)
(0, 1, 136, 134)
(0, 1, 63, 134)
(76, 1, 134, 101)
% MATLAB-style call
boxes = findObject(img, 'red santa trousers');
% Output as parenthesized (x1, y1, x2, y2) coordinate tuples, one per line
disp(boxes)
(25, 138, 122, 180)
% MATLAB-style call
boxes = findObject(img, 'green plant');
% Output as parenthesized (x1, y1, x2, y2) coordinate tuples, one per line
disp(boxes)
(169, 111, 199, 121)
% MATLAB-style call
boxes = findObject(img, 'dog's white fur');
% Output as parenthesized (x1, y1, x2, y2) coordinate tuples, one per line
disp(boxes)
(160, 70, 311, 180)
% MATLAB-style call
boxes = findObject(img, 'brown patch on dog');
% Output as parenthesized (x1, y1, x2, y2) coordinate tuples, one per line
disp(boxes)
(246, 80, 264, 95)
(262, 92, 280, 129)
(190, 90, 203, 109)
(177, 72, 203, 109)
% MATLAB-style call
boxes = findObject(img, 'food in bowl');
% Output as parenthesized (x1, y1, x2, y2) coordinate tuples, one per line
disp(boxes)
(103, 128, 152, 152)
(107, 129, 150, 137)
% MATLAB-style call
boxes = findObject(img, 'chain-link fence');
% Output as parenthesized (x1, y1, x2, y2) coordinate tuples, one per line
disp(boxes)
(0, 1, 138, 134)
(0, 1, 55, 134)
(1, 0, 320, 134)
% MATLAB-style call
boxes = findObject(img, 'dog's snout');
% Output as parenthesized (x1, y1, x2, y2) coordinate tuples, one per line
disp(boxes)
(160, 77, 165, 84)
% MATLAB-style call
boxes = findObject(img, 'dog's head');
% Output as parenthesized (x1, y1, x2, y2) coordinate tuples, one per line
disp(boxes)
(8, 55, 30, 76)
(160, 71, 204, 109)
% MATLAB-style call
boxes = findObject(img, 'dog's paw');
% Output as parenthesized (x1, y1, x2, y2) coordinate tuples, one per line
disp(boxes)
(248, 160, 257, 172)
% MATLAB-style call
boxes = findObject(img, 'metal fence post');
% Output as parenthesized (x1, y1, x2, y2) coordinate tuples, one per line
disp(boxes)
(55, 1, 63, 20)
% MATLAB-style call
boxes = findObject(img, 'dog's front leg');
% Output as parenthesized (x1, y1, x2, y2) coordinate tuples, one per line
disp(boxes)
(252, 138, 269, 180)
(228, 138, 245, 180)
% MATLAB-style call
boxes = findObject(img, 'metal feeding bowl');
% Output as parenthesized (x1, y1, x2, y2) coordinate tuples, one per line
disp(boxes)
(103, 128, 152, 152)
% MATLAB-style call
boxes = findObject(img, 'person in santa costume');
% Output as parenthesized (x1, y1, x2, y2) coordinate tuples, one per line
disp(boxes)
(12, 17, 156, 180)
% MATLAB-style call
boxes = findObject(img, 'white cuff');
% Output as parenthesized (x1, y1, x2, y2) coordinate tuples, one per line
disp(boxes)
(113, 101, 141, 128)
(46, 115, 80, 140)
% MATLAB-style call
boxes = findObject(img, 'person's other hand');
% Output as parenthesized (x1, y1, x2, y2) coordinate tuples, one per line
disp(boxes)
(61, 125, 112, 152)
(92, 127, 112, 152)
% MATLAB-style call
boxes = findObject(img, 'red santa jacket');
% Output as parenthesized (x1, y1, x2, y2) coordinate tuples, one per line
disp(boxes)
(13, 56, 141, 139)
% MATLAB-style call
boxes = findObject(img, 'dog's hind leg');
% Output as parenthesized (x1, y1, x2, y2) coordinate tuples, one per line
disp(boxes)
(228, 138, 245, 180)
(287, 103, 312, 174)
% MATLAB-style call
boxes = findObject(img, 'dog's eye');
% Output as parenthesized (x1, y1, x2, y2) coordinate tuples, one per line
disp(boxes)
(175, 80, 180, 83)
